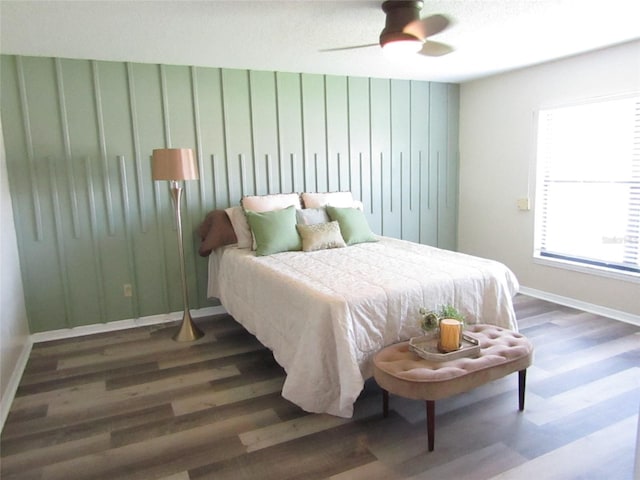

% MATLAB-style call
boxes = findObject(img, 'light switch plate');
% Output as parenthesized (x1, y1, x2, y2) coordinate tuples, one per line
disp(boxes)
(517, 198, 530, 211)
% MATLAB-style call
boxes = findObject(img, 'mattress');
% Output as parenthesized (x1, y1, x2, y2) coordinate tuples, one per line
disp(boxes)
(207, 236, 519, 417)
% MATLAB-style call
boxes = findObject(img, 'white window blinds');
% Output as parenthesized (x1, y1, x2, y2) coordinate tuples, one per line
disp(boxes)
(534, 94, 640, 276)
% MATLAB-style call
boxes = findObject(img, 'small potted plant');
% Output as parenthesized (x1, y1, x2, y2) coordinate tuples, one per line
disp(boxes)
(419, 304, 465, 333)
(412, 305, 474, 357)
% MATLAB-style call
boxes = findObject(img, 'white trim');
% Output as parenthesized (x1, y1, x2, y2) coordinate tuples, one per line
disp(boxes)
(519, 286, 640, 327)
(31, 306, 227, 343)
(533, 256, 640, 284)
(1, 337, 33, 433)
(538, 90, 640, 111)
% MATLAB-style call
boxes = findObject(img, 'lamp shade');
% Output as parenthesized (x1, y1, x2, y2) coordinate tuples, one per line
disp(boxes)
(152, 148, 199, 181)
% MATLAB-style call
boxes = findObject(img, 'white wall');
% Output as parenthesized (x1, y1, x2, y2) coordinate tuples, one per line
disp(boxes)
(459, 40, 640, 318)
(0, 115, 31, 430)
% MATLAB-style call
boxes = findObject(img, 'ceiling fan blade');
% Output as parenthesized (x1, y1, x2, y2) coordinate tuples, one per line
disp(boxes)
(404, 14, 450, 40)
(319, 43, 378, 53)
(418, 40, 454, 57)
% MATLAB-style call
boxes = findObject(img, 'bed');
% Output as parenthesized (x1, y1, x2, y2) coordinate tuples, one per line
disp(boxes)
(199, 192, 519, 418)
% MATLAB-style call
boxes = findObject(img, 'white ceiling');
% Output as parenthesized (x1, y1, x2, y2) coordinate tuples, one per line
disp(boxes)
(1, 0, 639, 83)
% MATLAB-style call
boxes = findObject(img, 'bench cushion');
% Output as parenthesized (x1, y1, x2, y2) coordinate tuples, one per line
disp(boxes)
(373, 325, 533, 401)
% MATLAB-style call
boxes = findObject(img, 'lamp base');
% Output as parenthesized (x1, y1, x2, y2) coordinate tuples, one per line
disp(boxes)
(173, 310, 204, 342)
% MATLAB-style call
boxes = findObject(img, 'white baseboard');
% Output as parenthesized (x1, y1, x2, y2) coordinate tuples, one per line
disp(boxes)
(31, 305, 227, 343)
(1, 337, 33, 433)
(519, 286, 640, 327)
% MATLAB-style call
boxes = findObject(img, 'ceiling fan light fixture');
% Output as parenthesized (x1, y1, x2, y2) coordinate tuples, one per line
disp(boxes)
(381, 32, 422, 57)
(382, 38, 423, 56)
(319, 0, 453, 58)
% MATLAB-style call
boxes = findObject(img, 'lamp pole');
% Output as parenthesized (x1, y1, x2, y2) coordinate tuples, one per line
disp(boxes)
(170, 180, 203, 341)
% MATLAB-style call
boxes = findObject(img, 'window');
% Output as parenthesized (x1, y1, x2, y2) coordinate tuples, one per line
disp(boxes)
(534, 94, 639, 279)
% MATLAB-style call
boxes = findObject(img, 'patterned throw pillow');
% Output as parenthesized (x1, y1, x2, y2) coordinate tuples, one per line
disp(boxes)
(296, 221, 347, 252)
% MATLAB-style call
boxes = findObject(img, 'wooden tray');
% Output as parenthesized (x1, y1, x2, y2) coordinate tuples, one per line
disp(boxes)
(409, 332, 481, 362)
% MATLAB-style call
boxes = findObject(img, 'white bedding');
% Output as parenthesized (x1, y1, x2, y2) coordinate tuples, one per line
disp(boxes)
(207, 236, 519, 418)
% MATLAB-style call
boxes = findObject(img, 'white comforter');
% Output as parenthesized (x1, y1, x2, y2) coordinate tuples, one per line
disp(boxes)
(208, 236, 519, 418)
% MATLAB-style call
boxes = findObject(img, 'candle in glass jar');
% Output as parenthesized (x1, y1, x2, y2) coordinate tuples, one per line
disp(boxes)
(439, 319, 461, 352)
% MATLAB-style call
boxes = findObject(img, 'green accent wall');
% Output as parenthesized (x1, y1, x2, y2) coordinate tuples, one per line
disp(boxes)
(0, 55, 459, 333)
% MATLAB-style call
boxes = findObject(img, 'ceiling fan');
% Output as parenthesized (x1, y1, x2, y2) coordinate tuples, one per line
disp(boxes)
(322, 0, 453, 57)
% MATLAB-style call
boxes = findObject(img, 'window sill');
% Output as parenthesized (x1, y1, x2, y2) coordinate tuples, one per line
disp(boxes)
(533, 255, 640, 284)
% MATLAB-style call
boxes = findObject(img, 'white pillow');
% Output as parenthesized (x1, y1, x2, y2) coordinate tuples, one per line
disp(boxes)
(296, 207, 330, 225)
(302, 192, 364, 210)
(225, 206, 252, 249)
(301, 191, 354, 209)
(241, 193, 301, 212)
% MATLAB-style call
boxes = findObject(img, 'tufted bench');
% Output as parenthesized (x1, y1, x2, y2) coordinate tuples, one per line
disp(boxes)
(373, 324, 533, 451)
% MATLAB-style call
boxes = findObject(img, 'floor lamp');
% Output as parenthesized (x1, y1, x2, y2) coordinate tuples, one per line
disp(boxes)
(152, 148, 204, 342)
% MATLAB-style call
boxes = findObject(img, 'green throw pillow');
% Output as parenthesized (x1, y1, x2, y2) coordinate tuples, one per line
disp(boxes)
(245, 206, 302, 256)
(326, 206, 377, 246)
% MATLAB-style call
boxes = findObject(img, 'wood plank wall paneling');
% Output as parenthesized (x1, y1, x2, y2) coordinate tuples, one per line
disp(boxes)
(0, 55, 460, 333)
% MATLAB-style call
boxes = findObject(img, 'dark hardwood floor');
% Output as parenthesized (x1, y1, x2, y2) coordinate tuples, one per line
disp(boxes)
(1, 295, 638, 479)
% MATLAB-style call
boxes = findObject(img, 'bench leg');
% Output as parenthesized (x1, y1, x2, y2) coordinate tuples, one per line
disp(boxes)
(382, 389, 389, 418)
(426, 400, 435, 452)
(518, 369, 527, 411)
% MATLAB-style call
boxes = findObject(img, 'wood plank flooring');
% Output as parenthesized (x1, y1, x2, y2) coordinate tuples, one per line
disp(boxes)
(1, 295, 638, 479)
